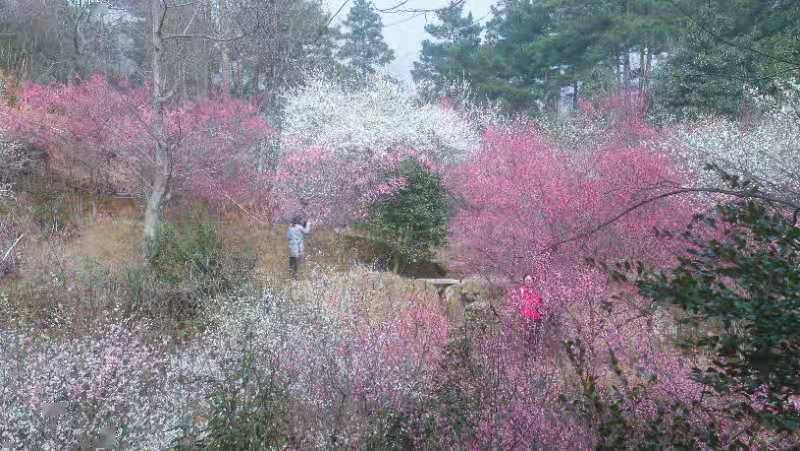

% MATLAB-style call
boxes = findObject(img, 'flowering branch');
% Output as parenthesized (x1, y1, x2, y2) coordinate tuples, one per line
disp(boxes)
(543, 186, 800, 253)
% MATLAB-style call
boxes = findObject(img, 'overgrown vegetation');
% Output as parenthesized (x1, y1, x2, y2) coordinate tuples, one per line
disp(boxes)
(364, 158, 449, 273)
(635, 197, 800, 441)
(1, 0, 799, 448)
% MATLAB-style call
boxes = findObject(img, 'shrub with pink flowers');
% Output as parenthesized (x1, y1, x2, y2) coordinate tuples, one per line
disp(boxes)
(1, 75, 273, 213)
(442, 93, 750, 447)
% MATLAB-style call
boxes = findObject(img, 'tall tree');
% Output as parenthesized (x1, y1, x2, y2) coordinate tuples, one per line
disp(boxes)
(651, 0, 800, 120)
(411, 2, 482, 101)
(89, 0, 268, 244)
(480, 0, 555, 111)
(338, 0, 395, 78)
(0, 1, 128, 82)
(415, 0, 681, 113)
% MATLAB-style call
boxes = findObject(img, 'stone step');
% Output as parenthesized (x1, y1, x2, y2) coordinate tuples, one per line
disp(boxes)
(419, 278, 461, 287)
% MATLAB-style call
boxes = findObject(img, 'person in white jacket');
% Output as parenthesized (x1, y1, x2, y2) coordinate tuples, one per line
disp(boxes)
(287, 215, 311, 279)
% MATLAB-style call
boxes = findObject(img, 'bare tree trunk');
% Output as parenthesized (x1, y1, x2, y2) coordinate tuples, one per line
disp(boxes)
(143, 169, 169, 242)
(622, 50, 631, 88)
(572, 80, 579, 111)
(221, 48, 231, 93)
(218, 0, 231, 94)
(642, 46, 653, 93)
(201, 58, 210, 99)
(144, 0, 172, 245)
(180, 63, 188, 103)
(71, 7, 87, 81)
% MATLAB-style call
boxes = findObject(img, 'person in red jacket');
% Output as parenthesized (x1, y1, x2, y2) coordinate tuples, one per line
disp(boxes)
(509, 273, 545, 347)
(512, 273, 544, 322)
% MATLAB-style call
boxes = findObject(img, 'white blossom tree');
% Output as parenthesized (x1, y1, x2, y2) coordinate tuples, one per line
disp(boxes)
(669, 87, 800, 204)
(281, 74, 481, 164)
(276, 74, 481, 225)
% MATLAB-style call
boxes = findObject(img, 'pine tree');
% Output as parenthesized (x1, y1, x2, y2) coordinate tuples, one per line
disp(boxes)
(412, 3, 482, 101)
(338, 0, 395, 78)
(651, 0, 800, 120)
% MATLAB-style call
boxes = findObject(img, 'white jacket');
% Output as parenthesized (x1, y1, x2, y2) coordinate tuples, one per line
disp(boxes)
(287, 222, 311, 257)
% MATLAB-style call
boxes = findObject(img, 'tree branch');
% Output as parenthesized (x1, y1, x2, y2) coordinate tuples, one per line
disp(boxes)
(328, 0, 351, 26)
(542, 187, 800, 253)
(376, 0, 466, 14)
(1, 234, 24, 266)
(179, 0, 204, 34)
(162, 32, 247, 42)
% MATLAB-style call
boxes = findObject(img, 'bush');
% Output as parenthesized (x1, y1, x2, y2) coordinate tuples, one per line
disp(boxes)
(175, 349, 293, 449)
(0, 129, 34, 184)
(631, 197, 800, 443)
(146, 221, 254, 296)
(562, 338, 723, 449)
(365, 158, 449, 273)
(30, 198, 70, 236)
(149, 222, 223, 282)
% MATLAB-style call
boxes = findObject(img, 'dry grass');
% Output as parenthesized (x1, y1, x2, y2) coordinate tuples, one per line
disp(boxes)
(1, 185, 461, 336)
(61, 219, 143, 268)
(219, 215, 406, 287)
(279, 265, 443, 323)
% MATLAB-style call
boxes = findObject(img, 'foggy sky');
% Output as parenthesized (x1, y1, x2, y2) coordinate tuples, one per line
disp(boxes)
(326, 0, 497, 84)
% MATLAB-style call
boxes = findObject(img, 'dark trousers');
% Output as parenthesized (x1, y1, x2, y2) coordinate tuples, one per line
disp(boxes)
(289, 255, 303, 279)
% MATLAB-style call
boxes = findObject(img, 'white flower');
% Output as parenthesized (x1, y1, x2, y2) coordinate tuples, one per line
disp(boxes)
(668, 95, 800, 201)
(281, 74, 481, 165)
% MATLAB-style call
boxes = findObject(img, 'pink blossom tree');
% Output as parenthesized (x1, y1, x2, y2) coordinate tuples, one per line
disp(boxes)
(2, 0, 275, 244)
(447, 93, 724, 446)
(2, 74, 272, 243)
(448, 94, 694, 283)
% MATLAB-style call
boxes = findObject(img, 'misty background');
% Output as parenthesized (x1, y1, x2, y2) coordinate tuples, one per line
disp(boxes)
(325, 0, 495, 83)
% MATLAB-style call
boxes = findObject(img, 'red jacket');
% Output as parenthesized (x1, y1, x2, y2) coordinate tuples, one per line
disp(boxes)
(511, 286, 543, 321)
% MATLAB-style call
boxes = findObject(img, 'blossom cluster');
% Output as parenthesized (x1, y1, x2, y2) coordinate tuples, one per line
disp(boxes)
(668, 105, 800, 202)
(2, 75, 272, 205)
(447, 124, 692, 283)
(273, 146, 424, 225)
(281, 74, 481, 165)
(185, 276, 450, 447)
(275, 74, 482, 224)
(0, 323, 195, 449)
(0, 270, 452, 449)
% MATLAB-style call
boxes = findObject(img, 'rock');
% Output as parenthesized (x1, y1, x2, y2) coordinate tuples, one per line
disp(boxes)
(438, 278, 496, 326)
(444, 288, 465, 327)
(442, 284, 459, 302)
(460, 277, 484, 304)
(465, 300, 491, 312)
(411, 278, 439, 304)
